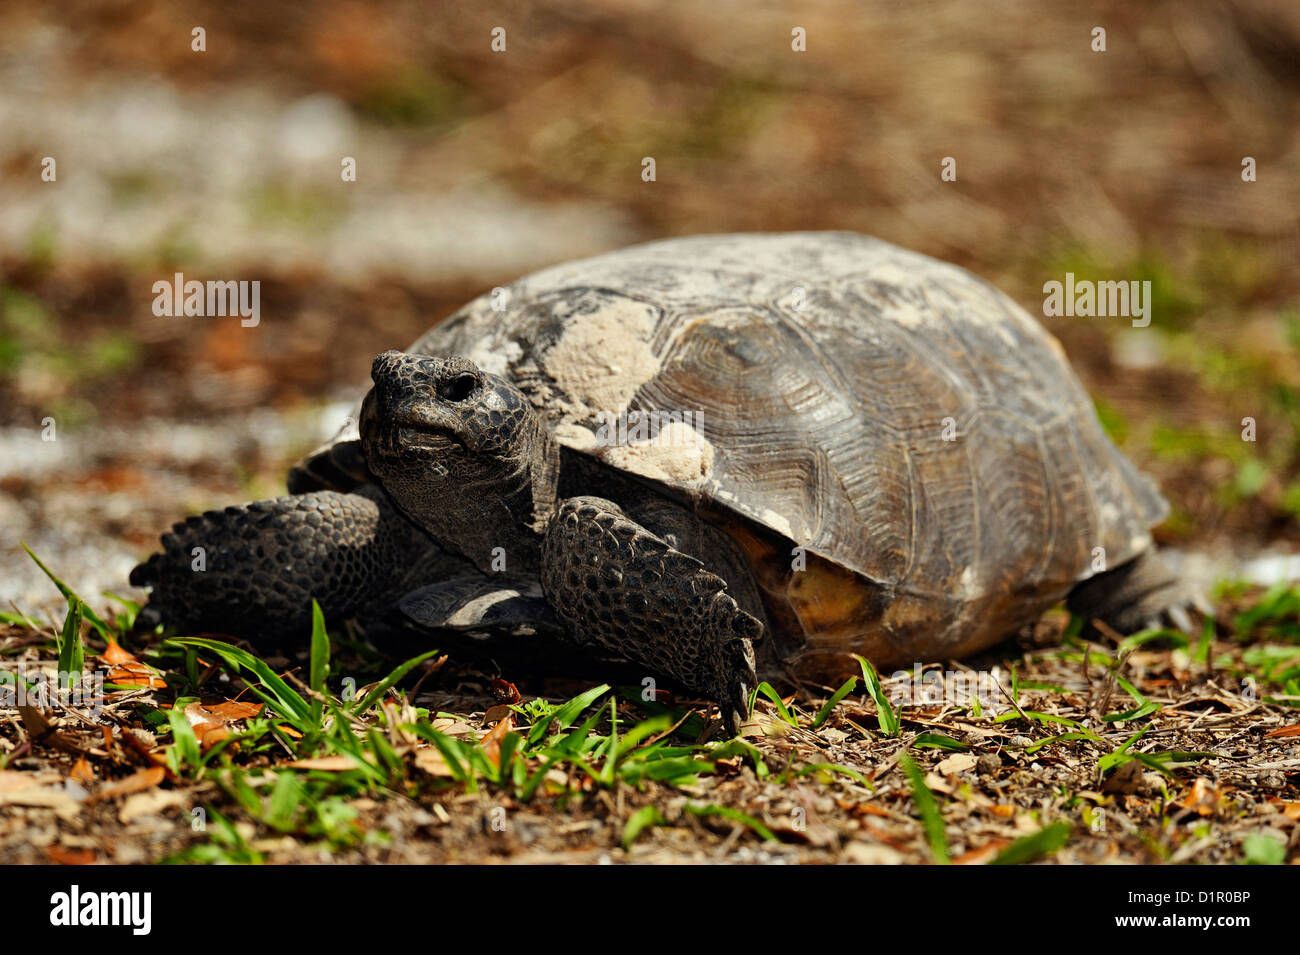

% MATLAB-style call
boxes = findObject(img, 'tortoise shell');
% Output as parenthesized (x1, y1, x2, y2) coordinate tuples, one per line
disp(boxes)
(360, 233, 1169, 676)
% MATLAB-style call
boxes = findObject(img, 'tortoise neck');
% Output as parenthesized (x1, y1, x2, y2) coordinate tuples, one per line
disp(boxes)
(436, 413, 559, 576)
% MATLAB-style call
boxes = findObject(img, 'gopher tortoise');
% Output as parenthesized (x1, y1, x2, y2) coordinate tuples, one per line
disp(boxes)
(131, 232, 1199, 731)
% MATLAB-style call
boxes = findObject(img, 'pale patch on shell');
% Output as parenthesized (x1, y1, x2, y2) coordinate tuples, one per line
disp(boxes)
(757, 507, 797, 540)
(878, 294, 927, 328)
(708, 484, 801, 541)
(600, 420, 714, 486)
(469, 339, 521, 377)
(542, 296, 661, 416)
(553, 421, 599, 451)
(958, 565, 977, 596)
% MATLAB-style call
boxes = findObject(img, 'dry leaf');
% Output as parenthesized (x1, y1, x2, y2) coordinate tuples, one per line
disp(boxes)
(836, 800, 892, 818)
(430, 718, 474, 736)
(953, 840, 1009, 865)
(69, 758, 95, 785)
(47, 846, 96, 864)
(0, 785, 81, 818)
(101, 640, 136, 665)
(92, 766, 165, 803)
(1266, 725, 1300, 738)
(492, 678, 522, 704)
(936, 753, 978, 776)
(0, 770, 61, 793)
(183, 702, 240, 749)
(840, 842, 905, 864)
(923, 771, 954, 794)
(1273, 800, 1300, 820)
(120, 788, 187, 823)
(1179, 777, 1219, 816)
(285, 756, 361, 771)
(1102, 758, 1145, 794)
(116, 726, 167, 768)
(101, 639, 166, 687)
(107, 662, 166, 689)
(413, 746, 454, 777)
(206, 700, 263, 720)
(480, 712, 515, 768)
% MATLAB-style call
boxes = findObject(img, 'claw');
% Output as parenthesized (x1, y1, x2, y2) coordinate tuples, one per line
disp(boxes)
(1167, 603, 1193, 634)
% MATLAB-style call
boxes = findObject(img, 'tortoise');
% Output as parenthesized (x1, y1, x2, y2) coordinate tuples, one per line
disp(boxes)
(131, 232, 1199, 732)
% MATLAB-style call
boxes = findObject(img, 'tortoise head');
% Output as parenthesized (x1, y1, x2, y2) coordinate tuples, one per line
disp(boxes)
(360, 351, 559, 571)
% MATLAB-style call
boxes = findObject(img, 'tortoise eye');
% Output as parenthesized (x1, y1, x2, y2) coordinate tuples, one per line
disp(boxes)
(439, 372, 479, 402)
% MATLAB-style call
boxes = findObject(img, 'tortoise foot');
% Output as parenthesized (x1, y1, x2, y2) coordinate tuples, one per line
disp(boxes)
(540, 495, 761, 734)
(1066, 549, 1212, 637)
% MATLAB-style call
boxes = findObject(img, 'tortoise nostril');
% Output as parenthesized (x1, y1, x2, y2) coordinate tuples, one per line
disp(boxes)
(439, 372, 479, 402)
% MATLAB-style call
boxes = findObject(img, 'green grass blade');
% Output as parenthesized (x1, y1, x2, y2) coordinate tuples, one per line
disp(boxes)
(752, 681, 797, 726)
(166, 706, 202, 775)
(788, 762, 874, 789)
(0, 609, 41, 629)
(22, 544, 112, 638)
(911, 732, 969, 751)
(853, 654, 899, 737)
(526, 684, 610, 747)
(989, 821, 1072, 865)
(684, 803, 777, 842)
(266, 773, 302, 831)
(1102, 701, 1160, 723)
(1024, 731, 1102, 755)
(900, 753, 948, 863)
(102, 591, 141, 631)
(495, 730, 520, 786)
(622, 806, 667, 850)
(410, 724, 472, 787)
(1097, 725, 1151, 773)
(56, 596, 84, 690)
(351, 648, 442, 715)
(168, 637, 311, 724)
(812, 676, 858, 729)
(519, 755, 559, 800)
(308, 600, 329, 726)
(612, 714, 674, 764)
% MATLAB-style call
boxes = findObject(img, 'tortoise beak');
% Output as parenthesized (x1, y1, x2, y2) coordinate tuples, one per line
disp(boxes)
(364, 355, 472, 456)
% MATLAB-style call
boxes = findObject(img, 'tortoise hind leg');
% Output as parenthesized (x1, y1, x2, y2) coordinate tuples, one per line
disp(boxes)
(1066, 549, 1211, 635)
(130, 487, 461, 639)
(540, 496, 761, 734)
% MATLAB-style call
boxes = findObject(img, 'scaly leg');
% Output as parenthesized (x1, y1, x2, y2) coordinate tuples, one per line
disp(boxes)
(130, 487, 462, 639)
(540, 496, 761, 733)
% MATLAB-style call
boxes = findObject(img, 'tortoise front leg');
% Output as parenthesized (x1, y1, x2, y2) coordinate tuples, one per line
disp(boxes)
(540, 496, 761, 734)
(130, 486, 463, 639)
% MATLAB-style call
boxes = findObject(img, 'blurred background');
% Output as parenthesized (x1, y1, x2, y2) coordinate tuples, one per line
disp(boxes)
(1, 0, 1298, 617)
